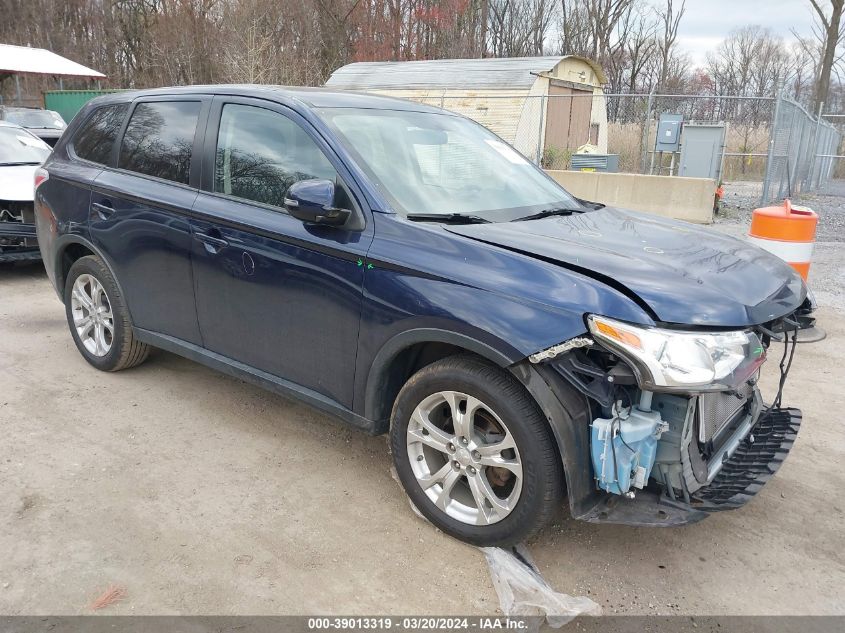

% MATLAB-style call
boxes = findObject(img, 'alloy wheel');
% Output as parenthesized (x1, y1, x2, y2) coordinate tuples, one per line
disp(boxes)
(70, 273, 114, 357)
(406, 391, 523, 525)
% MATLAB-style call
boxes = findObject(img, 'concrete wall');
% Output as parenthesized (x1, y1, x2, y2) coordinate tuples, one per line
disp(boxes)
(545, 170, 715, 224)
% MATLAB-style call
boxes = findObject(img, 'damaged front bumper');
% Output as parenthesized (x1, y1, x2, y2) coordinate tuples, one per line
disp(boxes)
(577, 406, 801, 526)
(527, 310, 806, 527)
(1, 202, 40, 262)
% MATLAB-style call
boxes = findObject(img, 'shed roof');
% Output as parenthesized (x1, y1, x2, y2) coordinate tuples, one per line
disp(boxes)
(0, 44, 105, 79)
(326, 56, 605, 91)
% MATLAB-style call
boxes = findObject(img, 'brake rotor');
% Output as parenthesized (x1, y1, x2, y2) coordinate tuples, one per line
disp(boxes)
(474, 409, 513, 488)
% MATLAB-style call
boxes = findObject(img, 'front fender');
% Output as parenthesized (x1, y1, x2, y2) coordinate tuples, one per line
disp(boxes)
(354, 213, 655, 445)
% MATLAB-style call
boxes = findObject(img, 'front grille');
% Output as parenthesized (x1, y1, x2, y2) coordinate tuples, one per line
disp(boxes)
(697, 382, 753, 443)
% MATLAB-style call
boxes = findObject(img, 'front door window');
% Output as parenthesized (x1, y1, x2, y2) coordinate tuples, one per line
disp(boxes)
(214, 104, 337, 210)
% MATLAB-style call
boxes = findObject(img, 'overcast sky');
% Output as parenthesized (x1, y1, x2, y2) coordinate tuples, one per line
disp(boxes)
(674, 0, 817, 66)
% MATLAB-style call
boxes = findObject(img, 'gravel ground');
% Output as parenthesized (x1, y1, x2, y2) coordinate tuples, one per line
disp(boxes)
(720, 180, 845, 243)
(1, 187, 844, 616)
(717, 180, 845, 311)
(1, 252, 844, 617)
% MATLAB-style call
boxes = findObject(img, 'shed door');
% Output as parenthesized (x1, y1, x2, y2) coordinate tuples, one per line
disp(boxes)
(544, 84, 593, 154)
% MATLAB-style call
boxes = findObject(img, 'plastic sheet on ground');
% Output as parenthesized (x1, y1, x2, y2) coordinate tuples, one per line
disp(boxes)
(388, 453, 601, 626)
(481, 545, 601, 627)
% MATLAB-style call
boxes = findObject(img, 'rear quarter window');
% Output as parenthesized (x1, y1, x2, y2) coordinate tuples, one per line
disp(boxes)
(118, 101, 201, 185)
(72, 103, 129, 165)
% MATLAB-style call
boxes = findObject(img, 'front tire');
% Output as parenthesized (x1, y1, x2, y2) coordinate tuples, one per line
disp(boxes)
(390, 355, 563, 546)
(64, 255, 149, 372)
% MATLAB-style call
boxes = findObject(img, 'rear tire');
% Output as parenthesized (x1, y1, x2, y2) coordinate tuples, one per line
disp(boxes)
(390, 355, 563, 546)
(64, 255, 149, 372)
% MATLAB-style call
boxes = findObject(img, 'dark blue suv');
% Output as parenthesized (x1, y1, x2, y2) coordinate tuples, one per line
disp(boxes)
(35, 86, 807, 545)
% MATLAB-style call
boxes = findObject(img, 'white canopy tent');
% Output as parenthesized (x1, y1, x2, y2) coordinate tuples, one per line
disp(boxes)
(0, 44, 105, 104)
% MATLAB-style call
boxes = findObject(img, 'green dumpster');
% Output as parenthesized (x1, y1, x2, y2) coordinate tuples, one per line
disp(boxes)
(43, 90, 128, 124)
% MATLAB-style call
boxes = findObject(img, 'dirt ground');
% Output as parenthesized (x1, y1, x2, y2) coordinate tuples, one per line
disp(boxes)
(1, 241, 844, 616)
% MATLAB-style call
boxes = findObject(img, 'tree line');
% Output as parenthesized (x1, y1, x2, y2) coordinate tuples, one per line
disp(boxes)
(1, 0, 844, 116)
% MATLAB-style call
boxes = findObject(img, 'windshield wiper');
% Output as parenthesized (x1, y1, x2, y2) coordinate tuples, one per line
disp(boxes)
(407, 212, 491, 224)
(0, 161, 42, 167)
(512, 207, 585, 222)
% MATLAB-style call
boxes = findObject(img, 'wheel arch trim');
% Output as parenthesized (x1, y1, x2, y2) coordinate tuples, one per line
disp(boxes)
(362, 328, 522, 425)
(508, 360, 603, 520)
(53, 235, 130, 318)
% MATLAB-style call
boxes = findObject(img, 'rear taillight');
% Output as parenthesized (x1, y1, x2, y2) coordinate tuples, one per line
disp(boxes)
(34, 167, 49, 193)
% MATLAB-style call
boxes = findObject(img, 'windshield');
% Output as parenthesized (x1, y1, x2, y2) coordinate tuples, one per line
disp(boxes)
(4, 109, 65, 129)
(0, 127, 52, 164)
(318, 108, 578, 220)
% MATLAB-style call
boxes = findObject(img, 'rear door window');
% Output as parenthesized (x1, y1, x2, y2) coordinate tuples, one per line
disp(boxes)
(72, 103, 129, 165)
(118, 101, 201, 185)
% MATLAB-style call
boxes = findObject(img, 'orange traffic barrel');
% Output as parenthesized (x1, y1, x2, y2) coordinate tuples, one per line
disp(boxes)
(748, 199, 818, 280)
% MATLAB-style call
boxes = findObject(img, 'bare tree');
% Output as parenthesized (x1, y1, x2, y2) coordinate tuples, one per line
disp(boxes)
(488, 0, 554, 57)
(622, 7, 657, 92)
(480, 0, 490, 56)
(559, 0, 591, 56)
(705, 25, 792, 174)
(559, 0, 660, 92)
(0, 0, 833, 121)
(656, 0, 685, 90)
(583, 0, 635, 60)
(808, 0, 845, 110)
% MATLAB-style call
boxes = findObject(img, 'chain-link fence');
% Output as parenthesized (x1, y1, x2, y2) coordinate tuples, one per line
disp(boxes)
(762, 97, 840, 203)
(814, 113, 845, 197)
(387, 90, 840, 208)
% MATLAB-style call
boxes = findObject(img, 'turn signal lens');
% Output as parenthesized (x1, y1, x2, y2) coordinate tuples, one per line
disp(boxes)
(592, 320, 643, 350)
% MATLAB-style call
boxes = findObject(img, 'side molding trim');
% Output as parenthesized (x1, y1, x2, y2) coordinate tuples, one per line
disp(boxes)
(134, 328, 380, 435)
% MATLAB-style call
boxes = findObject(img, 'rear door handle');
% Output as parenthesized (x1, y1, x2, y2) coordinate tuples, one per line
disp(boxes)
(91, 202, 114, 220)
(195, 231, 229, 253)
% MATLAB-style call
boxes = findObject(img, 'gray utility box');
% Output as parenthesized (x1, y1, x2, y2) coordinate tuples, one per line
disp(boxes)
(570, 153, 620, 173)
(679, 123, 726, 180)
(655, 114, 683, 152)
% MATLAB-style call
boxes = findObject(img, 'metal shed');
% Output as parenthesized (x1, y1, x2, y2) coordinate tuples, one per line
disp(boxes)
(0, 44, 106, 107)
(326, 56, 608, 162)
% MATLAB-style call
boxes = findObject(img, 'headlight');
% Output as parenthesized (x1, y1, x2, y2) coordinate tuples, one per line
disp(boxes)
(587, 315, 766, 392)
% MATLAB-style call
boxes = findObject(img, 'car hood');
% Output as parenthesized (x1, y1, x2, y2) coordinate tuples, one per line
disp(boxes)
(28, 128, 64, 139)
(0, 164, 37, 202)
(445, 207, 805, 327)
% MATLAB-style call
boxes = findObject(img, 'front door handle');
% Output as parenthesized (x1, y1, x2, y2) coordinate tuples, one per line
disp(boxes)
(195, 231, 229, 253)
(91, 202, 114, 220)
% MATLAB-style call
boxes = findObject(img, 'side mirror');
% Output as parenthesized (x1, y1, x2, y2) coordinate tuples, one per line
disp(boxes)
(284, 179, 350, 226)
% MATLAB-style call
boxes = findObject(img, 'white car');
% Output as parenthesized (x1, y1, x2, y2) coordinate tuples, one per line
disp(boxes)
(0, 106, 67, 147)
(0, 121, 51, 263)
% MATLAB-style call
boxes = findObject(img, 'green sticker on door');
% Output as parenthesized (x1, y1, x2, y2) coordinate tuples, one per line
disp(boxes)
(357, 258, 375, 270)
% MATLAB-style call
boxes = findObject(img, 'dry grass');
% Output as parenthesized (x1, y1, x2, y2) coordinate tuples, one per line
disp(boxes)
(544, 122, 776, 181)
(607, 122, 646, 173)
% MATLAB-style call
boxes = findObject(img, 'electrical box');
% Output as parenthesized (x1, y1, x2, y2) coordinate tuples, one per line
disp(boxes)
(655, 114, 683, 152)
(679, 123, 726, 181)
(570, 154, 619, 173)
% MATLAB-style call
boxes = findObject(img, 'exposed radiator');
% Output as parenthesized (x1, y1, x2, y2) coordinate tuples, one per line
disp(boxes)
(697, 381, 753, 443)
